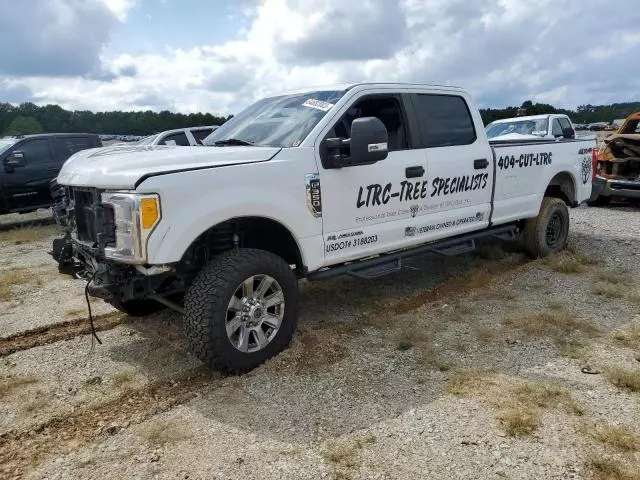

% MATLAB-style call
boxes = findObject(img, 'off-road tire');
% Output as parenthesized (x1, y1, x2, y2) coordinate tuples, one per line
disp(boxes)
(522, 197, 570, 258)
(109, 299, 166, 317)
(183, 248, 299, 373)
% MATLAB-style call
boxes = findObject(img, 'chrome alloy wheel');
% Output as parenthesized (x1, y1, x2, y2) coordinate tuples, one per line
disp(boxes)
(225, 274, 285, 353)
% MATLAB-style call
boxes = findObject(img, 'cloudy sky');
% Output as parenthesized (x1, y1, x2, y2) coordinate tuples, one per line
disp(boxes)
(1, 0, 639, 116)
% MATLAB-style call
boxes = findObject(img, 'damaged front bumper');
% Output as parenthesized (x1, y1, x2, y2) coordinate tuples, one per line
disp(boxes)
(51, 235, 176, 304)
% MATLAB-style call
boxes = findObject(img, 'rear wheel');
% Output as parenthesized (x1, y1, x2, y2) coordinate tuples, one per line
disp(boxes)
(522, 197, 570, 258)
(183, 248, 298, 373)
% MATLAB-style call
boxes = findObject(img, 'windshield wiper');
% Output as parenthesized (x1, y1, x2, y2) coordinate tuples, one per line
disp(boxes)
(212, 138, 255, 146)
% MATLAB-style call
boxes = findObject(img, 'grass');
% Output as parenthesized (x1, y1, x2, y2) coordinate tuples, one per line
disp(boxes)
(446, 370, 495, 396)
(628, 292, 640, 305)
(590, 425, 640, 452)
(605, 368, 640, 392)
(542, 253, 585, 274)
(561, 342, 588, 360)
(395, 324, 428, 351)
(0, 268, 33, 301)
(447, 374, 582, 437)
(138, 420, 189, 447)
(498, 407, 540, 436)
(597, 270, 632, 285)
(110, 370, 137, 388)
(475, 327, 499, 343)
(504, 309, 600, 344)
(0, 225, 59, 245)
(613, 325, 640, 349)
(21, 394, 50, 414)
(592, 283, 624, 299)
(513, 382, 583, 415)
(0, 375, 38, 398)
(547, 300, 564, 311)
(588, 458, 640, 480)
(323, 436, 376, 468)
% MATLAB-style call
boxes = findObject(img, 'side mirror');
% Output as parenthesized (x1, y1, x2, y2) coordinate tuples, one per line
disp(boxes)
(4, 151, 26, 171)
(320, 116, 388, 169)
(562, 127, 575, 139)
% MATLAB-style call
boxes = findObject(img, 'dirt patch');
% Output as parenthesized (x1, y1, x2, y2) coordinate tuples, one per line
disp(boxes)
(0, 312, 125, 357)
(0, 368, 214, 478)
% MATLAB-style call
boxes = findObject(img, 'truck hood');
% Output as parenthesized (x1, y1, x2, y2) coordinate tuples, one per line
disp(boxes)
(57, 144, 281, 189)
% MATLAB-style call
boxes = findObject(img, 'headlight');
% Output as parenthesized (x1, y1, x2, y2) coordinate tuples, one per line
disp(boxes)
(100, 192, 161, 264)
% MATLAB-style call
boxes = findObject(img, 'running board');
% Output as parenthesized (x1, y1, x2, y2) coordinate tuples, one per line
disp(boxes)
(308, 224, 517, 281)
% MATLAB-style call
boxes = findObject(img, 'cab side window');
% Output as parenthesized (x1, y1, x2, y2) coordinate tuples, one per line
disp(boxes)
(328, 95, 409, 152)
(411, 94, 476, 147)
(552, 119, 563, 137)
(16, 139, 51, 164)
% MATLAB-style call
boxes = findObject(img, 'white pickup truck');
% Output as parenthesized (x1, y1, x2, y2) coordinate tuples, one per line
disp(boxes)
(486, 114, 580, 142)
(50, 83, 596, 372)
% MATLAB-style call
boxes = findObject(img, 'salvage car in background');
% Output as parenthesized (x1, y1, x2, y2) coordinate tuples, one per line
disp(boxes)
(589, 112, 640, 205)
(136, 126, 219, 146)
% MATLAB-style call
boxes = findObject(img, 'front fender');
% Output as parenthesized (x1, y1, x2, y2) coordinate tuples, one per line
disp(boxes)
(138, 151, 322, 266)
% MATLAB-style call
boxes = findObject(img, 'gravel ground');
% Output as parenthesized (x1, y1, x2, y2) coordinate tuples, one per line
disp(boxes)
(1, 201, 639, 480)
(0, 226, 115, 337)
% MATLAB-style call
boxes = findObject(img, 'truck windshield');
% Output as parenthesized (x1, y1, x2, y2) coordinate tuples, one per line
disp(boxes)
(0, 137, 18, 155)
(486, 118, 549, 138)
(203, 90, 346, 148)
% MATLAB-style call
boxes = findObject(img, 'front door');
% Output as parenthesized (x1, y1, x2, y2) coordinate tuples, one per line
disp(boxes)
(2, 138, 56, 211)
(316, 92, 431, 266)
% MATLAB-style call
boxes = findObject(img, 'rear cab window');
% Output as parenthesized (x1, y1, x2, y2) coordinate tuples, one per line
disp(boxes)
(192, 129, 213, 143)
(411, 94, 477, 147)
(552, 119, 564, 137)
(160, 132, 190, 146)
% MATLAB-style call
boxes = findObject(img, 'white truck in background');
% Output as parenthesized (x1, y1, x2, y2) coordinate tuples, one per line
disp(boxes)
(50, 83, 596, 373)
(485, 113, 588, 142)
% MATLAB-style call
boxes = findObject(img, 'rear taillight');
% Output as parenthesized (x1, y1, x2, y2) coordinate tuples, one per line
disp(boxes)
(592, 148, 598, 181)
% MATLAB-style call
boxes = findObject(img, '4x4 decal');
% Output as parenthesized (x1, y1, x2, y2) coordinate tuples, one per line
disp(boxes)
(305, 174, 322, 218)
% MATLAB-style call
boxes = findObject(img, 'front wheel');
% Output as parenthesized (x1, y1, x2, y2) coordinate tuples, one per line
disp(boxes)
(183, 248, 299, 373)
(522, 197, 570, 258)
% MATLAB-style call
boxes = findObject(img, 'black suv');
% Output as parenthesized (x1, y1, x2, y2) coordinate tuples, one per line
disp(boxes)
(0, 133, 102, 215)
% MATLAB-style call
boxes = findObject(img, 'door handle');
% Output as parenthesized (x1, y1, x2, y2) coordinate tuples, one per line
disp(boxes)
(405, 166, 425, 178)
(474, 158, 489, 169)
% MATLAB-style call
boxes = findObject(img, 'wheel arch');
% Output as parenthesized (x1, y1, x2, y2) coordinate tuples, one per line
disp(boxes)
(179, 216, 305, 276)
(544, 171, 577, 207)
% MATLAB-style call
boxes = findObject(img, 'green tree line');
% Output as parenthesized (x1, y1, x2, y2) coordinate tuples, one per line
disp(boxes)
(0, 102, 230, 136)
(1, 99, 639, 136)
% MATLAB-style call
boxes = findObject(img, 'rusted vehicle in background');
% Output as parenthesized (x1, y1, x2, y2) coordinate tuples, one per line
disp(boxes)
(589, 112, 640, 205)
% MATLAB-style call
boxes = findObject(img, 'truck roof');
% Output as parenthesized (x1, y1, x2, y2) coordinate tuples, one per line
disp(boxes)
(274, 82, 464, 96)
(490, 114, 567, 124)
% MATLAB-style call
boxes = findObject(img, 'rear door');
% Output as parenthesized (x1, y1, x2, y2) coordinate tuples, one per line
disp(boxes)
(405, 92, 494, 241)
(1, 138, 55, 211)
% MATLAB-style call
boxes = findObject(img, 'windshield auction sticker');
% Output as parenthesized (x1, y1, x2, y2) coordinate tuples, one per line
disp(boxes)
(302, 99, 334, 112)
